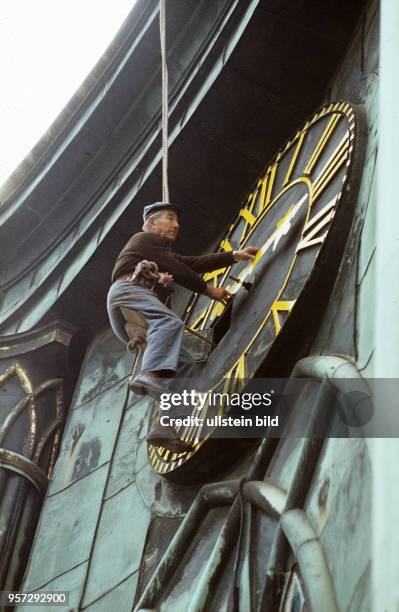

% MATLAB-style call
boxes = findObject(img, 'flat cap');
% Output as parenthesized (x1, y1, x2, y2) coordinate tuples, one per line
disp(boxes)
(143, 201, 182, 222)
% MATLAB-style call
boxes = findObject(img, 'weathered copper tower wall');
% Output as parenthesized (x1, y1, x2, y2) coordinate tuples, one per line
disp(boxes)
(0, 0, 377, 610)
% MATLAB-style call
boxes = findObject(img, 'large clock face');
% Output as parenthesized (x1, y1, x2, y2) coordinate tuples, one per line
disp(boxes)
(148, 100, 363, 482)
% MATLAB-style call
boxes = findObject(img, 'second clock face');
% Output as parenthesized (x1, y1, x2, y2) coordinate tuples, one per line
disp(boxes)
(149, 100, 362, 480)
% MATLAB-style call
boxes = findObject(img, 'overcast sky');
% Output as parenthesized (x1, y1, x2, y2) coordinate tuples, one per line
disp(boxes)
(0, 0, 136, 188)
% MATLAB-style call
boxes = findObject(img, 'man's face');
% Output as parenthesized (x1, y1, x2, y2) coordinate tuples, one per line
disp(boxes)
(149, 209, 180, 242)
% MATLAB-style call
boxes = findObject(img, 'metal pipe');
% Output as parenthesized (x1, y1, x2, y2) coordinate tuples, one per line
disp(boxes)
(246, 437, 279, 482)
(4, 489, 39, 592)
(236, 481, 288, 612)
(187, 501, 241, 612)
(281, 509, 339, 612)
(134, 480, 239, 611)
(137, 355, 368, 611)
(291, 354, 372, 431)
(291, 354, 367, 385)
(258, 382, 332, 611)
(188, 480, 288, 612)
(0, 449, 48, 495)
(0, 476, 23, 586)
(242, 481, 287, 519)
(135, 438, 279, 610)
(233, 439, 280, 612)
(259, 354, 370, 611)
(237, 501, 254, 612)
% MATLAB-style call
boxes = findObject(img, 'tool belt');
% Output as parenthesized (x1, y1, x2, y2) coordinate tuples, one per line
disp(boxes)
(115, 272, 156, 290)
(115, 260, 167, 292)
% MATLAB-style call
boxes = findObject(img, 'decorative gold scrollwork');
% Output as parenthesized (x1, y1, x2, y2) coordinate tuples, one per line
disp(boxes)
(0, 449, 48, 495)
(0, 363, 64, 479)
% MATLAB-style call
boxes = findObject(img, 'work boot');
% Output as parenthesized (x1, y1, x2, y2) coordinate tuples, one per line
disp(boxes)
(146, 421, 194, 453)
(129, 372, 173, 399)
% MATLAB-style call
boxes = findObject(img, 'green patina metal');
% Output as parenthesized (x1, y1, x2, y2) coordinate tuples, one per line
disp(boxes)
(0, 0, 384, 610)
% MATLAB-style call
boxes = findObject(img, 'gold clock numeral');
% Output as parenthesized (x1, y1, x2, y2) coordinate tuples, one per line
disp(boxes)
(239, 196, 257, 245)
(262, 162, 278, 213)
(209, 299, 226, 322)
(240, 207, 257, 226)
(271, 300, 295, 335)
(283, 126, 308, 186)
(224, 352, 247, 393)
(257, 175, 268, 216)
(187, 242, 234, 329)
(220, 238, 234, 252)
(190, 305, 210, 331)
(203, 267, 228, 287)
(238, 165, 277, 244)
(191, 291, 230, 330)
(184, 352, 249, 444)
(222, 152, 284, 252)
(304, 113, 342, 175)
(199, 267, 230, 327)
(189, 267, 231, 330)
(256, 154, 281, 218)
(313, 132, 350, 201)
(296, 195, 338, 253)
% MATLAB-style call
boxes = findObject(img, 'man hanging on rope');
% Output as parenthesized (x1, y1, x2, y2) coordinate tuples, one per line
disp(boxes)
(107, 201, 257, 395)
(107, 6, 259, 451)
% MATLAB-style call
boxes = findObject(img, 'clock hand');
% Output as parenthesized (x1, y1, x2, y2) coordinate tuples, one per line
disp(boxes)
(227, 194, 308, 294)
(205, 195, 307, 324)
(272, 194, 306, 251)
(228, 275, 253, 291)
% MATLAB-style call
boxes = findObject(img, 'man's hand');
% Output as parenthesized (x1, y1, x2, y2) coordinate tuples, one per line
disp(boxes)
(206, 285, 232, 305)
(233, 246, 258, 261)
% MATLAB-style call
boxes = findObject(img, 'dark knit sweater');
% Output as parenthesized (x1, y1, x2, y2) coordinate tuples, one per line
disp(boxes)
(111, 231, 236, 299)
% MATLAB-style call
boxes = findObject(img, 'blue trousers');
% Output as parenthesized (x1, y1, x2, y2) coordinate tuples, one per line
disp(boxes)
(107, 280, 196, 378)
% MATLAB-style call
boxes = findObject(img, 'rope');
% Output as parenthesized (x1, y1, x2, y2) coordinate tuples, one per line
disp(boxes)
(159, 0, 169, 202)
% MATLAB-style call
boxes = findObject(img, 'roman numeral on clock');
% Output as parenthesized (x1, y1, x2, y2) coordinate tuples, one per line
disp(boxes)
(271, 300, 296, 334)
(224, 352, 247, 393)
(304, 113, 342, 175)
(296, 195, 338, 253)
(183, 354, 248, 444)
(259, 157, 279, 215)
(190, 266, 230, 330)
(203, 267, 228, 287)
(220, 238, 234, 252)
(237, 161, 280, 245)
(313, 133, 350, 200)
(190, 308, 208, 331)
(238, 192, 258, 245)
(283, 125, 308, 186)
